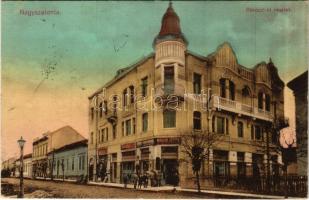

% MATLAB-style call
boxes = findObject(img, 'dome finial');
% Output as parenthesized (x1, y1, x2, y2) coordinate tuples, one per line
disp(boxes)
(269, 57, 273, 64)
(169, 0, 172, 8)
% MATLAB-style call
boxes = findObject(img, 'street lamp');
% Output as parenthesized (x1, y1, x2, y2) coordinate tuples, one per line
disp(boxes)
(17, 136, 26, 198)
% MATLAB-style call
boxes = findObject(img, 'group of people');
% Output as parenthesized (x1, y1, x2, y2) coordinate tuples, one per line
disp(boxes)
(123, 171, 159, 189)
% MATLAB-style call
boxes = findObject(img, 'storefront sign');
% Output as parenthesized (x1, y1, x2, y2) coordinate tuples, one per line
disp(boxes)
(121, 142, 136, 150)
(156, 137, 180, 145)
(97, 147, 108, 156)
(136, 139, 155, 148)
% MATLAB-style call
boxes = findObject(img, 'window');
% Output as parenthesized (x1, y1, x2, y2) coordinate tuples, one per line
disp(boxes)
(79, 156, 82, 170)
(217, 117, 225, 134)
(251, 125, 254, 140)
(193, 111, 201, 130)
(237, 121, 243, 138)
(133, 117, 136, 134)
(129, 85, 135, 104)
(229, 81, 235, 100)
(112, 125, 117, 139)
(67, 159, 69, 170)
(90, 132, 94, 144)
(141, 77, 148, 97)
(91, 107, 94, 120)
(142, 113, 148, 132)
(164, 66, 174, 94)
(163, 109, 176, 128)
(265, 94, 271, 111)
(255, 125, 261, 140)
(258, 92, 263, 109)
(125, 119, 131, 135)
(104, 100, 108, 114)
(123, 88, 128, 107)
(102, 129, 105, 142)
(122, 122, 125, 136)
(98, 130, 101, 143)
(237, 152, 246, 177)
(71, 157, 74, 171)
(99, 103, 103, 117)
(220, 79, 226, 98)
(193, 73, 201, 94)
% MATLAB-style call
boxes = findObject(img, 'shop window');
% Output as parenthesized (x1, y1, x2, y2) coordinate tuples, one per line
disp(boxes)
(193, 73, 201, 94)
(193, 111, 201, 130)
(142, 113, 148, 132)
(141, 77, 148, 97)
(237, 121, 243, 138)
(163, 109, 176, 128)
(237, 152, 246, 177)
(213, 150, 229, 177)
(164, 66, 175, 94)
(125, 119, 131, 136)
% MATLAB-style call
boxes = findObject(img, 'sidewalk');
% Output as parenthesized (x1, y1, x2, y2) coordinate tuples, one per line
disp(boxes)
(88, 181, 286, 199)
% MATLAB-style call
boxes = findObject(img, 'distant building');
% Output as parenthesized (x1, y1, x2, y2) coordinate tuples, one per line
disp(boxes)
(32, 126, 85, 178)
(2, 157, 16, 176)
(88, 2, 285, 188)
(287, 71, 308, 176)
(47, 139, 87, 180)
(14, 153, 32, 178)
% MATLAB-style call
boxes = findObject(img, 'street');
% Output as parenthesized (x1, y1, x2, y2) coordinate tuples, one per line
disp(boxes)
(2, 178, 215, 198)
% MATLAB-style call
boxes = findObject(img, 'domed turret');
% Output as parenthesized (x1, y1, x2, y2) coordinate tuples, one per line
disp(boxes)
(154, 2, 187, 67)
(154, 2, 188, 46)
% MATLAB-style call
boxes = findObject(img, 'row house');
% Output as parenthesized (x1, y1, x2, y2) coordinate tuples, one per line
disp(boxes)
(88, 2, 285, 187)
(32, 126, 85, 178)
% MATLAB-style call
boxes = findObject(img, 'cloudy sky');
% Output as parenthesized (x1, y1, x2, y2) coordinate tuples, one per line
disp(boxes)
(2, 1, 308, 160)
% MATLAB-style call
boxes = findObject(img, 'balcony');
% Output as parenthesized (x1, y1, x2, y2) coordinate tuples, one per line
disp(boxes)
(154, 84, 185, 104)
(211, 96, 273, 121)
(106, 109, 117, 124)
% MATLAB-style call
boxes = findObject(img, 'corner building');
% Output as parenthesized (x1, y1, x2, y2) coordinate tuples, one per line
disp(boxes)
(88, 3, 285, 187)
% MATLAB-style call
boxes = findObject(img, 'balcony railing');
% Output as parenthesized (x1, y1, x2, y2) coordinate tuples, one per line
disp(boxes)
(212, 96, 273, 121)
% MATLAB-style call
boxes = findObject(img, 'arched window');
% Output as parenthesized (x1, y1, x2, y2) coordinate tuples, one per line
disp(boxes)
(258, 92, 263, 109)
(265, 94, 271, 111)
(123, 88, 128, 107)
(242, 86, 251, 106)
(99, 103, 103, 117)
(220, 79, 226, 98)
(129, 85, 135, 104)
(193, 111, 201, 130)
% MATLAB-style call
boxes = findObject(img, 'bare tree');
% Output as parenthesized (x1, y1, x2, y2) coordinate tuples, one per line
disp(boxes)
(180, 130, 223, 193)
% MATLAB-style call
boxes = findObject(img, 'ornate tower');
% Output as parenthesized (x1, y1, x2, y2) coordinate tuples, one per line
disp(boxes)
(153, 2, 188, 67)
(153, 2, 187, 96)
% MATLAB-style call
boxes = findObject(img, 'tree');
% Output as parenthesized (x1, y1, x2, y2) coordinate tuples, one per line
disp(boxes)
(180, 130, 223, 193)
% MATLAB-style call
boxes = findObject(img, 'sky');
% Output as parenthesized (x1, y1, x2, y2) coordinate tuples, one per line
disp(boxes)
(1, 1, 308, 160)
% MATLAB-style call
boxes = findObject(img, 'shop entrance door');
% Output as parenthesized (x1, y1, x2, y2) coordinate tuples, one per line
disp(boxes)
(162, 159, 178, 186)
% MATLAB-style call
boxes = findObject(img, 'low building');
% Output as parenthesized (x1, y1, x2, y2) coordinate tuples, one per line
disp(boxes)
(14, 153, 32, 178)
(47, 139, 88, 180)
(287, 71, 308, 176)
(2, 157, 16, 176)
(32, 126, 85, 178)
